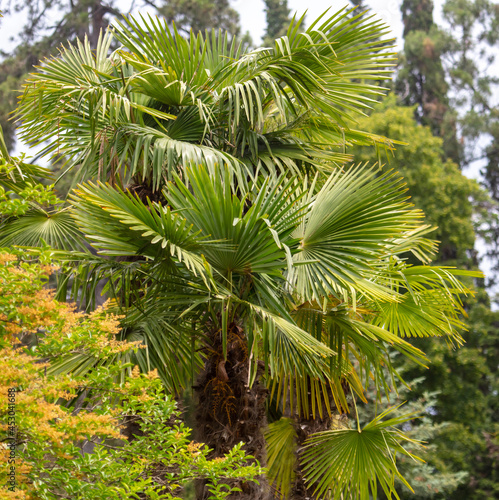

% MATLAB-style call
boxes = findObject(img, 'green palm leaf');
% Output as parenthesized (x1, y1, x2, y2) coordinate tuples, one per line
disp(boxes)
(119, 123, 248, 190)
(292, 164, 423, 302)
(71, 182, 214, 282)
(0, 209, 84, 250)
(370, 264, 481, 341)
(165, 166, 291, 276)
(301, 405, 424, 499)
(264, 417, 298, 499)
(373, 291, 467, 340)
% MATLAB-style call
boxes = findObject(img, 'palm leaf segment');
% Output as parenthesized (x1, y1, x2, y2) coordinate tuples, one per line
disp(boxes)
(301, 405, 424, 500)
(17, 8, 397, 191)
(264, 406, 425, 500)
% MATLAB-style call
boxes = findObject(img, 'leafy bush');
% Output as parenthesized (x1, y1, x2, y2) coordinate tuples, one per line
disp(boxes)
(0, 250, 263, 499)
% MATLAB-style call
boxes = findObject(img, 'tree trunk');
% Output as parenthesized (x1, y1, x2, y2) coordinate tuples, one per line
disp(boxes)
(195, 321, 270, 499)
(288, 412, 332, 499)
(289, 382, 349, 499)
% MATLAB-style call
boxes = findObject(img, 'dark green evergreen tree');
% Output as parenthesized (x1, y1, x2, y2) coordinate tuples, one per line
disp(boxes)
(395, 0, 461, 163)
(263, 0, 292, 45)
(442, 0, 499, 166)
(401, 0, 434, 35)
(156, 0, 243, 36)
(440, 0, 499, 278)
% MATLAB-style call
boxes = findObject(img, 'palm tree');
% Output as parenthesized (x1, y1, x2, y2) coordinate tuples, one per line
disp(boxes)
(10, 7, 480, 499)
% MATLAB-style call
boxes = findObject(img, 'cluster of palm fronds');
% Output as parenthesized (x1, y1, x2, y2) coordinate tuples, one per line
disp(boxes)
(1, 7, 480, 499)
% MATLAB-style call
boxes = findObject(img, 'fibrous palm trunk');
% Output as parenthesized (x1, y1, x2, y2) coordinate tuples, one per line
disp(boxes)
(195, 321, 270, 499)
(289, 382, 349, 499)
(289, 414, 333, 499)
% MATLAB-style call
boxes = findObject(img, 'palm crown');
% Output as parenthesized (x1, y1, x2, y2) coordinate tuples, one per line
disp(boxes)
(5, 7, 480, 499)
(17, 9, 397, 190)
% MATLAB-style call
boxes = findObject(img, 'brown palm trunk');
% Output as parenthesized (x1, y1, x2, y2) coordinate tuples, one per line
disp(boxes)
(289, 414, 332, 499)
(195, 321, 270, 499)
(289, 381, 349, 499)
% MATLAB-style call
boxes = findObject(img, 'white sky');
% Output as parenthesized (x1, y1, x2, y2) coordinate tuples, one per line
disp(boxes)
(235, 0, 406, 47)
(1, 0, 443, 51)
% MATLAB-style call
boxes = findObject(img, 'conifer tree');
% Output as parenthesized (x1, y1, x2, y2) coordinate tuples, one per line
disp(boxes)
(395, 0, 461, 163)
(156, 0, 243, 37)
(440, 0, 499, 275)
(263, 0, 292, 45)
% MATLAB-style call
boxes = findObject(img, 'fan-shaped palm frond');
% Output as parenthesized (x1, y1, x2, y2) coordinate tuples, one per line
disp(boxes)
(0, 209, 83, 250)
(369, 264, 479, 342)
(290, 300, 426, 413)
(373, 290, 466, 341)
(292, 164, 423, 302)
(71, 181, 214, 282)
(64, 171, 335, 405)
(0, 135, 84, 250)
(164, 167, 295, 276)
(301, 405, 424, 500)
